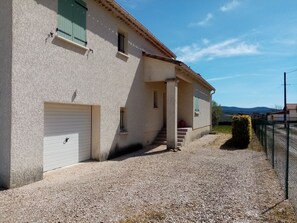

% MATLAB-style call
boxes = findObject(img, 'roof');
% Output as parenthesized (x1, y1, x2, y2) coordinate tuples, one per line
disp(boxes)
(287, 104, 297, 110)
(269, 111, 285, 115)
(143, 52, 215, 91)
(94, 0, 176, 58)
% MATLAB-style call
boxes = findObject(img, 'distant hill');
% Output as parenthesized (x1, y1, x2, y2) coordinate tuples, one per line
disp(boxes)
(222, 106, 280, 115)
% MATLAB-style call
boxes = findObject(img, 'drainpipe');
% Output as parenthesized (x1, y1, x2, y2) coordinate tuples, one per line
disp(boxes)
(210, 89, 216, 131)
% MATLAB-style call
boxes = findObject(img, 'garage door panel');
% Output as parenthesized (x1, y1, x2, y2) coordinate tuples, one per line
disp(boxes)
(44, 104, 91, 171)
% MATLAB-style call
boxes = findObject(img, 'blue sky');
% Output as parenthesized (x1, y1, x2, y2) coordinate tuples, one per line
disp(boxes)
(117, 0, 297, 108)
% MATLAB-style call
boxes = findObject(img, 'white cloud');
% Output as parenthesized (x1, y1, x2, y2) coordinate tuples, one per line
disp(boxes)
(189, 13, 213, 27)
(175, 39, 259, 62)
(220, 0, 241, 12)
(207, 75, 243, 82)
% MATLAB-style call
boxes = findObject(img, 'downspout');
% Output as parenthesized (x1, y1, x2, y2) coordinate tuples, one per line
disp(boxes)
(210, 89, 216, 131)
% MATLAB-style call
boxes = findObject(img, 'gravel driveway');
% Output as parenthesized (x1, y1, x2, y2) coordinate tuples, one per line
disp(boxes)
(0, 134, 296, 222)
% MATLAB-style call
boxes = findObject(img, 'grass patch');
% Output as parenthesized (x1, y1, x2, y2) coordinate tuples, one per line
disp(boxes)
(213, 125, 232, 134)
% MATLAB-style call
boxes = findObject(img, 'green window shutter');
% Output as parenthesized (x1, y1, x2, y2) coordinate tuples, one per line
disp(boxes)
(195, 96, 199, 112)
(57, 0, 73, 41)
(73, 0, 87, 46)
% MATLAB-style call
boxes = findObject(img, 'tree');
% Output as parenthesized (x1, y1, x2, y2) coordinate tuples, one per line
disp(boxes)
(212, 101, 222, 126)
(274, 105, 283, 110)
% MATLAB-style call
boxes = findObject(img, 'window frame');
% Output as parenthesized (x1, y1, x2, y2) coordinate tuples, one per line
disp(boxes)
(120, 107, 128, 133)
(194, 95, 199, 116)
(153, 91, 158, 109)
(118, 32, 126, 53)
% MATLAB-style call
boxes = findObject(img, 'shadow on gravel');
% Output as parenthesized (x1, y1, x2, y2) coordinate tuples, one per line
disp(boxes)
(220, 138, 247, 151)
(112, 145, 170, 161)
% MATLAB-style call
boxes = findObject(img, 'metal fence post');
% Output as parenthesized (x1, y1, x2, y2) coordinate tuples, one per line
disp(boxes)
(272, 122, 275, 168)
(260, 123, 262, 145)
(261, 121, 264, 146)
(264, 122, 267, 154)
(285, 122, 290, 200)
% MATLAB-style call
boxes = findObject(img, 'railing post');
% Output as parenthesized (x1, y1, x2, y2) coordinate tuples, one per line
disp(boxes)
(285, 122, 290, 200)
(272, 122, 275, 168)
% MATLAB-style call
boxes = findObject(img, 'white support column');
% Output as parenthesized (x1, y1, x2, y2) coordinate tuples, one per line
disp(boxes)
(166, 78, 178, 149)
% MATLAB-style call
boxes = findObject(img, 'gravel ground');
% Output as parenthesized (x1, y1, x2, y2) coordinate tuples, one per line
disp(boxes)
(0, 133, 296, 223)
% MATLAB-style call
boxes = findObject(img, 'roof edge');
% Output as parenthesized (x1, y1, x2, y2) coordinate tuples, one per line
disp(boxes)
(95, 0, 176, 58)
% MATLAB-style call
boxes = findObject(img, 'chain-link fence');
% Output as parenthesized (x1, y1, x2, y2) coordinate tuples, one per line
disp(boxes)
(253, 119, 297, 210)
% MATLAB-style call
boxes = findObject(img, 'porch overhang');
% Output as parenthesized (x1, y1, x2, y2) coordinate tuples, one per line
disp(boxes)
(143, 52, 215, 92)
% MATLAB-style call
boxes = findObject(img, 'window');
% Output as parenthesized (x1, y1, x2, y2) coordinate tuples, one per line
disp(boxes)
(120, 107, 127, 132)
(153, 91, 158, 108)
(194, 96, 199, 115)
(57, 0, 87, 46)
(118, 32, 125, 53)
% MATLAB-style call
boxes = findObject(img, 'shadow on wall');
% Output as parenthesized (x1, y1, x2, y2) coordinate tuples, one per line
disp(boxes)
(198, 87, 211, 102)
(105, 58, 148, 160)
(108, 143, 143, 160)
(110, 144, 170, 162)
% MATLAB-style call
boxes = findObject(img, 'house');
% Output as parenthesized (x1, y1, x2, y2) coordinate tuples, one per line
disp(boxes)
(267, 104, 297, 121)
(0, 0, 215, 189)
(287, 104, 297, 121)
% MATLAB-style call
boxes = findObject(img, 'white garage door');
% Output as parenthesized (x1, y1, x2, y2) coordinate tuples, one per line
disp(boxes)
(44, 103, 91, 171)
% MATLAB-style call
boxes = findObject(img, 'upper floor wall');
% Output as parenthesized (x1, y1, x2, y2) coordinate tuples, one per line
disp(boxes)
(11, 0, 169, 79)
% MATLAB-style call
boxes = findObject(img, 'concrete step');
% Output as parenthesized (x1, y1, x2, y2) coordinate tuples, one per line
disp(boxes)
(178, 132, 187, 136)
(155, 135, 185, 140)
(154, 127, 191, 148)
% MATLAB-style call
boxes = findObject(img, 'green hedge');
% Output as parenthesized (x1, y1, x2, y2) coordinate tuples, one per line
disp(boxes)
(232, 115, 252, 148)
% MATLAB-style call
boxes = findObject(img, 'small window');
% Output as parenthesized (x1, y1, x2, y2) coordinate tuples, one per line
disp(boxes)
(153, 91, 158, 108)
(57, 0, 87, 46)
(120, 107, 127, 132)
(194, 96, 199, 113)
(118, 32, 125, 53)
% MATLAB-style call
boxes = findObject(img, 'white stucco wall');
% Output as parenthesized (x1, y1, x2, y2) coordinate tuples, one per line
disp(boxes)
(0, 1, 13, 188)
(289, 110, 297, 120)
(143, 82, 166, 144)
(267, 114, 284, 121)
(8, 0, 168, 187)
(144, 57, 176, 82)
(178, 79, 193, 127)
(192, 83, 211, 130)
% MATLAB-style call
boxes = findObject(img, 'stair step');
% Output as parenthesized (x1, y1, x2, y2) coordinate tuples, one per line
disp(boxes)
(178, 132, 187, 136)
(161, 128, 190, 131)
(154, 127, 191, 147)
(156, 136, 184, 140)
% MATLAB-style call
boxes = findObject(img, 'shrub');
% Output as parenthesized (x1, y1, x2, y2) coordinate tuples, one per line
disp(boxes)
(232, 115, 252, 148)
